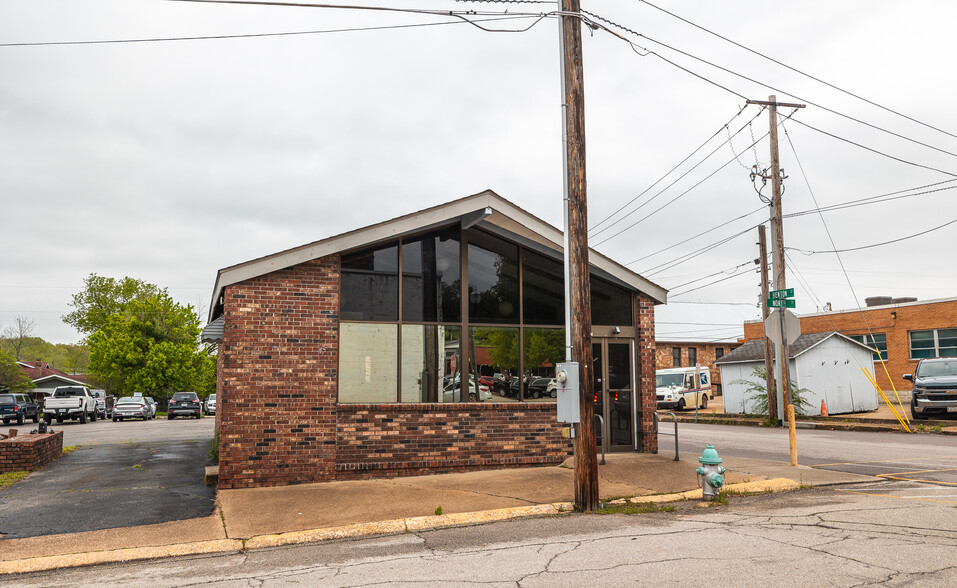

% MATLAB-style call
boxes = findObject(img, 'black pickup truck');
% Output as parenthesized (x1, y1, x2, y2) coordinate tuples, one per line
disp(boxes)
(905, 358, 957, 420)
(0, 393, 40, 425)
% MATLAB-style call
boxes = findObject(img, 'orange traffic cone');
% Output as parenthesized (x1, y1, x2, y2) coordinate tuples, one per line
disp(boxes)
(820, 399, 829, 417)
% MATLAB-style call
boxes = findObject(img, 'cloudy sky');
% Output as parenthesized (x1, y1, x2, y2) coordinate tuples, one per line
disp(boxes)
(3, 0, 957, 345)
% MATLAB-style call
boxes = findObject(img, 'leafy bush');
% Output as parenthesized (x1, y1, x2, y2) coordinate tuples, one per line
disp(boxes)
(732, 366, 813, 417)
(208, 428, 219, 463)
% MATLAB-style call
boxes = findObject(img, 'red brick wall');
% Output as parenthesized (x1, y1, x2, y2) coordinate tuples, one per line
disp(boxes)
(0, 432, 63, 473)
(337, 403, 570, 479)
(218, 256, 341, 489)
(637, 296, 657, 453)
(743, 299, 957, 393)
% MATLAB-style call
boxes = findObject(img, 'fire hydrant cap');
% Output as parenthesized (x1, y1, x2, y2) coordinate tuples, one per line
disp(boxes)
(698, 444, 723, 465)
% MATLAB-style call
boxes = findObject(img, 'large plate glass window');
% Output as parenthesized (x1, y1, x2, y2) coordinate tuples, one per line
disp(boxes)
(591, 277, 633, 326)
(339, 323, 397, 403)
(469, 327, 518, 403)
(401, 325, 460, 403)
(401, 229, 461, 323)
(467, 231, 519, 324)
(522, 250, 564, 326)
(522, 328, 564, 402)
(341, 244, 399, 321)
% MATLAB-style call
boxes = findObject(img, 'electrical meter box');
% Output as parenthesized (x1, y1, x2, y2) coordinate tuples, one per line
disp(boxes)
(555, 362, 580, 424)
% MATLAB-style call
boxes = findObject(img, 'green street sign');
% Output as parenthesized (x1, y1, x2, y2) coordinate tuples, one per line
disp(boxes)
(767, 298, 796, 308)
(769, 288, 795, 300)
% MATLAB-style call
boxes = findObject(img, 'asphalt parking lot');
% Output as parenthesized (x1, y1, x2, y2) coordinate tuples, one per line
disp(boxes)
(0, 417, 216, 539)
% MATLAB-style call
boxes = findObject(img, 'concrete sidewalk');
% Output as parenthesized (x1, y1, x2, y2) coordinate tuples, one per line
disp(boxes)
(0, 451, 874, 575)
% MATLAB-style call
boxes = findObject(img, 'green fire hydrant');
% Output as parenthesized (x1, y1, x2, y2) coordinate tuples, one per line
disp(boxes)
(695, 444, 726, 500)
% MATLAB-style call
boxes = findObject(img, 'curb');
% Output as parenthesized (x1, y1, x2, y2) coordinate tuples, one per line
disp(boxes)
(664, 412, 957, 435)
(0, 480, 804, 575)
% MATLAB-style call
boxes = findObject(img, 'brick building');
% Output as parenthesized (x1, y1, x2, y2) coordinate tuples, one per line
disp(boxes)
(743, 296, 957, 396)
(654, 341, 741, 395)
(203, 191, 667, 489)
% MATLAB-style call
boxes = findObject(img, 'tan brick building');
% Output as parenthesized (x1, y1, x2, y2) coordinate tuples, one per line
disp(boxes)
(743, 296, 957, 395)
(654, 341, 741, 395)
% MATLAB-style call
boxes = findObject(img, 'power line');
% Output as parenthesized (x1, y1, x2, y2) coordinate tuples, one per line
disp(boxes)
(0, 15, 542, 47)
(627, 205, 765, 265)
(669, 267, 755, 298)
(588, 105, 756, 235)
(639, 224, 757, 276)
(788, 217, 957, 255)
(637, 0, 957, 141)
(665, 261, 754, 291)
(784, 179, 957, 219)
(787, 118, 957, 178)
(668, 301, 755, 306)
(584, 8, 957, 163)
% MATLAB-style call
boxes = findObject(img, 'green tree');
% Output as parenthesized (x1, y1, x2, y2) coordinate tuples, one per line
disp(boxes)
(524, 329, 565, 372)
(75, 278, 216, 399)
(63, 274, 161, 338)
(0, 349, 32, 391)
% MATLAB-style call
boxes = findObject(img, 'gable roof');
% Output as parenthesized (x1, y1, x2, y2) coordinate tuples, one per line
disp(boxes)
(714, 331, 876, 365)
(208, 190, 667, 321)
(18, 361, 89, 386)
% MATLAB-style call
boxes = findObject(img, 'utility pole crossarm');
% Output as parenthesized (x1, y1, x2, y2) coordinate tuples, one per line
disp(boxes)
(746, 99, 806, 110)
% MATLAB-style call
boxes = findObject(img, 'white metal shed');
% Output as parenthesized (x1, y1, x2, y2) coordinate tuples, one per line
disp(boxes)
(716, 332, 879, 416)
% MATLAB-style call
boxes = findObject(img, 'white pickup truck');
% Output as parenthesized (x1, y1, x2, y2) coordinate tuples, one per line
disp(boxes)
(44, 386, 98, 424)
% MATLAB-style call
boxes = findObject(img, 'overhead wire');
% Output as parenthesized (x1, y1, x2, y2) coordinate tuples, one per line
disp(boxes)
(581, 8, 957, 165)
(637, 0, 957, 141)
(627, 205, 765, 265)
(668, 267, 755, 298)
(783, 179, 957, 219)
(588, 104, 754, 235)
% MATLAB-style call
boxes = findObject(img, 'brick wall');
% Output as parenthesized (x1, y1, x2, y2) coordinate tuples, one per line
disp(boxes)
(0, 432, 63, 473)
(336, 403, 570, 479)
(637, 296, 657, 453)
(743, 299, 957, 394)
(218, 256, 341, 489)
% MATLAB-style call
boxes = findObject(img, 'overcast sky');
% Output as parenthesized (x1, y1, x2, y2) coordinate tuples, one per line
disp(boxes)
(3, 0, 957, 345)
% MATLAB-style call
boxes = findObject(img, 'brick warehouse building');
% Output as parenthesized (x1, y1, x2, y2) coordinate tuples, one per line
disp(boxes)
(654, 341, 741, 396)
(742, 296, 957, 397)
(203, 191, 667, 489)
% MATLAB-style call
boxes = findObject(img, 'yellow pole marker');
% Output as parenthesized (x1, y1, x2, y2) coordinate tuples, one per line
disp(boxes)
(875, 355, 910, 426)
(861, 368, 911, 432)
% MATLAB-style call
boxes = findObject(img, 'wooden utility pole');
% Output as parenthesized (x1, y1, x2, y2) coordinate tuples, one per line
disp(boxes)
(748, 95, 804, 466)
(757, 225, 777, 422)
(560, 0, 598, 512)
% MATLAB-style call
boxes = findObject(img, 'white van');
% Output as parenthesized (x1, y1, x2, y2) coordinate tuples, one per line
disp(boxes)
(656, 366, 712, 410)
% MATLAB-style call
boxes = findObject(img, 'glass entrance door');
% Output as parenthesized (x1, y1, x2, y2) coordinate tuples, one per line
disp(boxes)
(592, 339, 634, 449)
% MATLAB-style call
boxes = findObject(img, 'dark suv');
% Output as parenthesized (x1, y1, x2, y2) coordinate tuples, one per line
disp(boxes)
(167, 392, 202, 419)
(0, 393, 40, 425)
(904, 358, 957, 420)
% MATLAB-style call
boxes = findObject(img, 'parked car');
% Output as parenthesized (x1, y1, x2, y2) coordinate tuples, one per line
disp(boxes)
(507, 374, 531, 399)
(526, 377, 553, 399)
(905, 358, 957, 420)
(113, 397, 153, 421)
(204, 394, 217, 416)
(168, 392, 202, 419)
(442, 380, 491, 402)
(131, 393, 158, 418)
(0, 393, 40, 425)
(44, 386, 98, 424)
(91, 389, 115, 420)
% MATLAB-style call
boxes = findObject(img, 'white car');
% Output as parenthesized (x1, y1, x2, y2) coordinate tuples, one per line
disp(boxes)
(205, 394, 217, 415)
(443, 380, 491, 402)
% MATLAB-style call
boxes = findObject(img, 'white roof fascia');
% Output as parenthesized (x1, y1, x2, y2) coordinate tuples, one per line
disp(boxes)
(209, 190, 667, 321)
(32, 374, 87, 386)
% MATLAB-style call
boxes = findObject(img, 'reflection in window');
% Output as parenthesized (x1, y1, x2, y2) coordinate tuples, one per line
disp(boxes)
(467, 230, 519, 324)
(339, 323, 397, 403)
(402, 229, 461, 322)
(523, 328, 564, 402)
(591, 277, 633, 326)
(341, 244, 399, 321)
(470, 327, 519, 403)
(849, 333, 888, 361)
(522, 250, 564, 326)
(401, 325, 460, 403)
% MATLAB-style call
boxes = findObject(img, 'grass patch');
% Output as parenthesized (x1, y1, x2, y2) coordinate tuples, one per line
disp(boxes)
(62, 445, 82, 455)
(131, 464, 144, 470)
(713, 491, 729, 505)
(434, 505, 443, 516)
(208, 428, 219, 462)
(0, 470, 31, 491)
(595, 502, 676, 515)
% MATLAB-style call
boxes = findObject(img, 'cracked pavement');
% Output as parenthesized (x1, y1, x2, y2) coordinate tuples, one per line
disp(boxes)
(5, 484, 955, 587)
